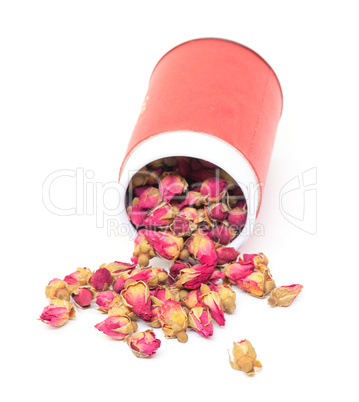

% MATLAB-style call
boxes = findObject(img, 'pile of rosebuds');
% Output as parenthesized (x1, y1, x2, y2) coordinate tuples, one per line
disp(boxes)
(39, 157, 303, 375)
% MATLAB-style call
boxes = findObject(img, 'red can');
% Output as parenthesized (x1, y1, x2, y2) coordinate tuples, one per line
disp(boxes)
(119, 38, 283, 248)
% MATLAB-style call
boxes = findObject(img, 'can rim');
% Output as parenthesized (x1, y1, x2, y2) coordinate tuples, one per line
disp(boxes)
(151, 37, 283, 117)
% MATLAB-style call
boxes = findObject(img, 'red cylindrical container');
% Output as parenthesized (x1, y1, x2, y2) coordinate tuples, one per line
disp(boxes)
(119, 38, 282, 248)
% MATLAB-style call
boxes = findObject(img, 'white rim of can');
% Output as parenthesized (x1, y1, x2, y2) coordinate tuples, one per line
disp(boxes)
(118, 130, 261, 250)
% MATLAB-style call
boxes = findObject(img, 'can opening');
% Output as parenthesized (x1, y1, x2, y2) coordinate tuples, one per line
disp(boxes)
(125, 156, 248, 246)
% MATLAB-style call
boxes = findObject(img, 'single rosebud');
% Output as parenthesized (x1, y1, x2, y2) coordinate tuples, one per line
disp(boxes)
(139, 229, 184, 261)
(39, 298, 76, 327)
(71, 286, 95, 309)
(150, 285, 178, 306)
(188, 233, 218, 267)
(146, 306, 162, 328)
(228, 207, 247, 229)
(120, 281, 153, 321)
(45, 279, 78, 301)
(159, 300, 188, 342)
(211, 284, 236, 314)
(169, 261, 191, 280)
(64, 267, 92, 286)
(178, 191, 208, 209)
(127, 330, 161, 358)
(171, 207, 199, 236)
(200, 177, 228, 202)
(96, 290, 120, 312)
(243, 253, 269, 270)
(108, 302, 135, 318)
(238, 270, 275, 298)
(229, 339, 262, 376)
(133, 185, 150, 198)
(132, 233, 156, 268)
(199, 284, 225, 326)
(216, 247, 239, 266)
(138, 187, 162, 210)
(130, 168, 149, 188)
(146, 168, 163, 186)
(176, 264, 215, 290)
(159, 172, 188, 203)
(268, 284, 303, 307)
(174, 157, 191, 178)
(223, 261, 255, 284)
(207, 202, 229, 222)
(143, 203, 175, 228)
(94, 315, 137, 340)
(188, 307, 213, 337)
(88, 267, 112, 291)
(208, 224, 234, 245)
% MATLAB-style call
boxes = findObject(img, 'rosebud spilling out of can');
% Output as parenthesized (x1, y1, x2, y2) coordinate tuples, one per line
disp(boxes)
(118, 38, 283, 250)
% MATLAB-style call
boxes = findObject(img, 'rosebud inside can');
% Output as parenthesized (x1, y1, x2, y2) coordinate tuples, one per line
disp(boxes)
(119, 38, 282, 249)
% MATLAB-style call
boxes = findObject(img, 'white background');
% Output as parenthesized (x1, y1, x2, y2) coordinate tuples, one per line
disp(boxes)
(1, 1, 358, 401)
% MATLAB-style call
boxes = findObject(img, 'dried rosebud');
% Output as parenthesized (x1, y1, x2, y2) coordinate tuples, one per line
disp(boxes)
(216, 247, 239, 266)
(143, 203, 175, 228)
(223, 261, 255, 284)
(138, 187, 162, 210)
(208, 224, 233, 245)
(268, 284, 303, 307)
(169, 261, 191, 280)
(207, 202, 229, 222)
(229, 339, 262, 376)
(64, 267, 92, 286)
(88, 267, 112, 291)
(71, 287, 94, 309)
(39, 299, 76, 327)
(188, 233, 218, 267)
(96, 290, 120, 312)
(132, 233, 156, 267)
(140, 229, 184, 261)
(146, 168, 163, 186)
(159, 300, 188, 342)
(127, 198, 147, 227)
(211, 284, 236, 314)
(133, 185, 150, 198)
(199, 284, 225, 326)
(176, 264, 215, 290)
(188, 169, 215, 182)
(127, 330, 161, 358)
(150, 286, 177, 306)
(178, 191, 208, 209)
(159, 172, 188, 203)
(243, 253, 269, 270)
(120, 280, 153, 321)
(207, 269, 226, 284)
(228, 207, 247, 229)
(238, 270, 275, 298)
(174, 157, 191, 178)
(101, 261, 136, 274)
(200, 177, 228, 202)
(130, 168, 149, 188)
(45, 279, 78, 301)
(181, 289, 202, 309)
(188, 307, 213, 337)
(146, 306, 162, 328)
(171, 207, 199, 236)
(108, 302, 135, 318)
(94, 315, 137, 340)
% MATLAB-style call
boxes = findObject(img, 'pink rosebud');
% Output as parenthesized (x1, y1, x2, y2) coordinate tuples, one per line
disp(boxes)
(72, 287, 94, 308)
(228, 207, 247, 229)
(127, 200, 147, 227)
(188, 233, 218, 267)
(171, 207, 199, 236)
(39, 299, 75, 327)
(268, 284, 303, 307)
(181, 289, 202, 309)
(188, 307, 213, 337)
(133, 185, 150, 198)
(159, 300, 188, 342)
(169, 261, 191, 280)
(159, 173, 188, 203)
(223, 261, 255, 285)
(138, 187, 162, 210)
(95, 316, 137, 340)
(89, 268, 112, 291)
(207, 203, 228, 221)
(96, 290, 120, 312)
(208, 224, 233, 245)
(200, 284, 225, 326)
(113, 269, 152, 294)
(176, 264, 215, 289)
(140, 229, 184, 261)
(178, 191, 208, 209)
(143, 203, 174, 228)
(207, 270, 226, 284)
(216, 247, 239, 266)
(200, 177, 228, 202)
(127, 330, 161, 358)
(120, 281, 153, 321)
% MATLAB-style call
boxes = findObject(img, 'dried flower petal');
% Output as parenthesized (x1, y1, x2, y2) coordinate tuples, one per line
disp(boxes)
(188, 307, 213, 337)
(229, 339, 262, 376)
(94, 315, 137, 340)
(268, 284, 303, 307)
(127, 330, 161, 358)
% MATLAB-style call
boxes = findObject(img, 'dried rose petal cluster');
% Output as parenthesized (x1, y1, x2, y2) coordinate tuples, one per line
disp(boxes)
(126, 157, 248, 251)
(39, 157, 303, 366)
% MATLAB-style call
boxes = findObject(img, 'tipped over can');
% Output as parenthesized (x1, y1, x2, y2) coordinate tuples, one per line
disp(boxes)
(119, 38, 283, 249)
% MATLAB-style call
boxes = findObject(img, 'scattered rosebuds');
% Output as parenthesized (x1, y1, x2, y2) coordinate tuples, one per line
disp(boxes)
(39, 298, 76, 327)
(95, 315, 138, 341)
(127, 330, 161, 358)
(268, 284, 303, 307)
(229, 339, 262, 376)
